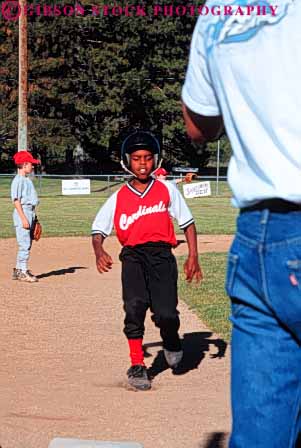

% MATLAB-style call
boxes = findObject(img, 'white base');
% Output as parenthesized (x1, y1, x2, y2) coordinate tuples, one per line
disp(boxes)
(49, 439, 143, 448)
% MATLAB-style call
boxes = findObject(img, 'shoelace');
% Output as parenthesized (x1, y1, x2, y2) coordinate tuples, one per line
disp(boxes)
(128, 366, 145, 377)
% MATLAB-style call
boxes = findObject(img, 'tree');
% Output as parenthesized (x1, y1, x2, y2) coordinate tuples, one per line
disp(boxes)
(0, 0, 222, 172)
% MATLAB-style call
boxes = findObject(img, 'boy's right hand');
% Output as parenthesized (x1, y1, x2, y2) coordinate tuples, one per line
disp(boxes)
(96, 250, 113, 274)
(22, 218, 30, 229)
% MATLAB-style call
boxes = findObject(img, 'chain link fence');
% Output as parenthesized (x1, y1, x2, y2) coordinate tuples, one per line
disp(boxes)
(0, 173, 230, 198)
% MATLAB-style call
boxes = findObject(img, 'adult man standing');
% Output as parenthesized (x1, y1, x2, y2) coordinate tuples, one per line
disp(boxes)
(182, 1, 301, 447)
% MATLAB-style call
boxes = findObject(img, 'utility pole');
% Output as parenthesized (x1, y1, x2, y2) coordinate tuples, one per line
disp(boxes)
(18, 0, 28, 151)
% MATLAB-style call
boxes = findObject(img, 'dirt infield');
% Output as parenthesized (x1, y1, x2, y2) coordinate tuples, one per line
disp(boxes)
(0, 236, 232, 448)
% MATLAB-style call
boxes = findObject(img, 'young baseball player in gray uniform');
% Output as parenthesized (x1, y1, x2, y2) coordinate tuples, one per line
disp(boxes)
(11, 151, 40, 282)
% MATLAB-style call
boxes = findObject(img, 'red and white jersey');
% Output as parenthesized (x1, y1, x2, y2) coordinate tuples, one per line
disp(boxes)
(92, 179, 194, 247)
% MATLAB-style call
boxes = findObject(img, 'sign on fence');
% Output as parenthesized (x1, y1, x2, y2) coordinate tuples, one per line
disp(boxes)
(62, 179, 91, 195)
(172, 167, 198, 173)
(183, 181, 211, 199)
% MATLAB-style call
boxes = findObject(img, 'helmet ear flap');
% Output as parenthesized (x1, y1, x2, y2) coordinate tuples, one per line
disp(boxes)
(120, 159, 135, 176)
(150, 156, 162, 176)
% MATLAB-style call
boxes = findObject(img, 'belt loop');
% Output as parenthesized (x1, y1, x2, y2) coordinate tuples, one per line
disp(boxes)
(260, 209, 269, 225)
(260, 210, 269, 243)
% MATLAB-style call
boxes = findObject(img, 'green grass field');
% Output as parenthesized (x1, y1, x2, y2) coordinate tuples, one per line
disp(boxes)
(0, 176, 238, 237)
(178, 252, 230, 341)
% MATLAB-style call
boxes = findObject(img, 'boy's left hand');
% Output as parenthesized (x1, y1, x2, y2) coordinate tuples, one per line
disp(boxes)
(184, 255, 203, 283)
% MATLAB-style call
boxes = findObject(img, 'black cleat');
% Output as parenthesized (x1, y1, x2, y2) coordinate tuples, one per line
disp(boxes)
(127, 365, 151, 391)
(164, 349, 183, 369)
(18, 270, 38, 283)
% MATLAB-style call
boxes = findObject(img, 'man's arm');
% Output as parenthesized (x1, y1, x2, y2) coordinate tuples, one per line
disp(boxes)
(183, 223, 203, 283)
(182, 103, 224, 143)
(92, 234, 113, 274)
(14, 199, 30, 229)
(181, 18, 224, 143)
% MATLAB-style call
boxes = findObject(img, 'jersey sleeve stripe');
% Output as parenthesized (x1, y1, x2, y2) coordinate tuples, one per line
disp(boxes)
(91, 230, 108, 238)
(179, 218, 195, 229)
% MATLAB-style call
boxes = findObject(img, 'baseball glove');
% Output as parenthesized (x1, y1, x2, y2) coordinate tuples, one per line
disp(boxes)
(185, 172, 197, 183)
(31, 217, 42, 242)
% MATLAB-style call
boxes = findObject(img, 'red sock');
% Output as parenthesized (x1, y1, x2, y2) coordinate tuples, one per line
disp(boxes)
(128, 338, 144, 366)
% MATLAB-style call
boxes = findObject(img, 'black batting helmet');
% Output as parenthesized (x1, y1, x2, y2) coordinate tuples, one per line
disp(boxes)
(121, 130, 161, 175)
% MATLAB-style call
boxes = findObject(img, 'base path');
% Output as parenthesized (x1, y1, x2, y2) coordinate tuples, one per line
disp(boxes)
(0, 236, 232, 448)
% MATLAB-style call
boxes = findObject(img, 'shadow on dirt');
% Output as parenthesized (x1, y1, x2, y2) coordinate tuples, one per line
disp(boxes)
(201, 431, 301, 447)
(37, 266, 87, 279)
(200, 432, 228, 448)
(145, 331, 227, 380)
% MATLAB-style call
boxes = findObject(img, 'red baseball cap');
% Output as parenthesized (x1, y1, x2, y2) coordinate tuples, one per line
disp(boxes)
(13, 151, 41, 165)
(155, 167, 168, 176)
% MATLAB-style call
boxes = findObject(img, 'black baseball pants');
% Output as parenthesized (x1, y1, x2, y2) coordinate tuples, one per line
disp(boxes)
(119, 243, 181, 351)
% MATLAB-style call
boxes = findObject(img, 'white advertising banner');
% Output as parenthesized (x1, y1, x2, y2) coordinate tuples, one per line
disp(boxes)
(62, 179, 91, 195)
(183, 181, 211, 199)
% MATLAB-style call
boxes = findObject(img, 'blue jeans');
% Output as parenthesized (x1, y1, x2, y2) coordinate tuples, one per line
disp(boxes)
(13, 207, 35, 272)
(227, 210, 301, 448)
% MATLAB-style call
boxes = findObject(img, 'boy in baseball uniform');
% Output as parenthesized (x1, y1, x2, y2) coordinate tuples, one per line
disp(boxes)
(154, 167, 184, 185)
(92, 131, 202, 391)
(11, 150, 40, 282)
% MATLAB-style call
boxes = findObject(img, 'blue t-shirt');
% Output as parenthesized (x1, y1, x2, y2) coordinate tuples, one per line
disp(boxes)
(182, 0, 300, 208)
(11, 174, 39, 207)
